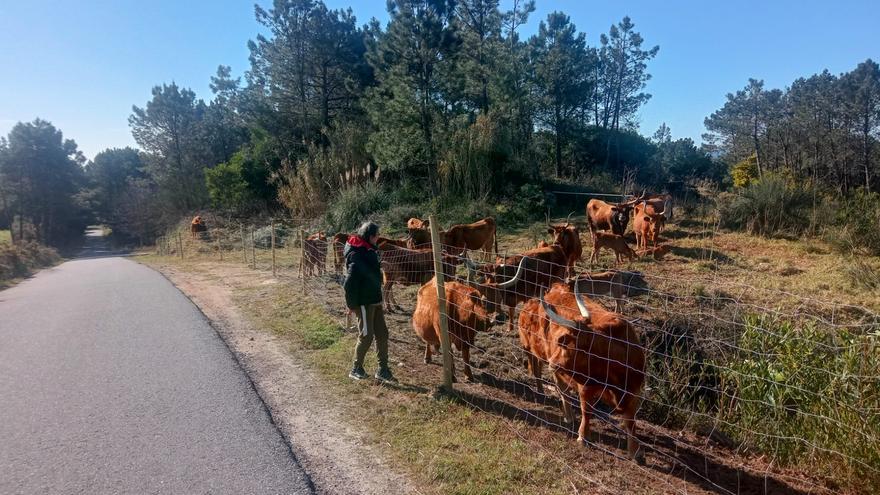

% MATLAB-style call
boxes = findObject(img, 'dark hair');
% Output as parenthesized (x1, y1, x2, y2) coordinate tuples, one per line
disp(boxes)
(357, 221, 379, 239)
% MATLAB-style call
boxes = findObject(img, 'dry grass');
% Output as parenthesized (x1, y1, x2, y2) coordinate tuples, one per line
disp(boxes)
(0, 229, 11, 245)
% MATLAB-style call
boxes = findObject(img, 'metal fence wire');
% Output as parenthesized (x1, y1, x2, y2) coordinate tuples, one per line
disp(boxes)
(159, 214, 880, 495)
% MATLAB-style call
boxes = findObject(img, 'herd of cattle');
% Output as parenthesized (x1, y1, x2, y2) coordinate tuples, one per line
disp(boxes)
(192, 192, 673, 463)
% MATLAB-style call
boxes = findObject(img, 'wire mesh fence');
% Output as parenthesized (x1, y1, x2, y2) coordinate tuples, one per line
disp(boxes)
(156, 214, 880, 494)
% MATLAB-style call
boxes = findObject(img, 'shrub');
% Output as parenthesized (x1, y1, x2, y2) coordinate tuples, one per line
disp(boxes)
(252, 224, 291, 248)
(722, 315, 880, 490)
(830, 189, 880, 256)
(325, 182, 389, 233)
(731, 155, 759, 188)
(716, 174, 814, 236)
(0, 241, 60, 282)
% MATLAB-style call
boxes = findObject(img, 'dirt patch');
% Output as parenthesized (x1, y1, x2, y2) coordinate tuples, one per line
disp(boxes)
(146, 260, 417, 495)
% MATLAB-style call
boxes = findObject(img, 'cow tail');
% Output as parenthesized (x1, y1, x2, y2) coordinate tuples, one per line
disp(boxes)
(494, 228, 499, 258)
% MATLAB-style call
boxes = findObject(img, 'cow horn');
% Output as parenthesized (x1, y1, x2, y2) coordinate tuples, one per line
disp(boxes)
(565, 212, 574, 228)
(496, 256, 528, 289)
(573, 279, 591, 321)
(541, 294, 578, 329)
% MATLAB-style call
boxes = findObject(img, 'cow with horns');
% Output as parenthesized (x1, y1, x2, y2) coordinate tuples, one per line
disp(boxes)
(585, 193, 646, 237)
(547, 213, 583, 278)
(464, 224, 578, 332)
(518, 282, 646, 463)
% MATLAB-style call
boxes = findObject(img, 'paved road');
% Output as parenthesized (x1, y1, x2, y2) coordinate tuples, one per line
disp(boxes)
(0, 230, 313, 494)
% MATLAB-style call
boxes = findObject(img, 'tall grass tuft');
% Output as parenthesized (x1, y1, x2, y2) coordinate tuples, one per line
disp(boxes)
(721, 315, 880, 491)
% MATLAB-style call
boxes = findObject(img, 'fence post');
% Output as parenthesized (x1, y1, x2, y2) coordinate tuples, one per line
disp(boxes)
(240, 224, 247, 264)
(271, 219, 276, 277)
(251, 226, 256, 269)
(216, 229, 222, 261)
(300, 229, 306, 292)
(429, 214, 454, 392)
(177, 232, 183, 259)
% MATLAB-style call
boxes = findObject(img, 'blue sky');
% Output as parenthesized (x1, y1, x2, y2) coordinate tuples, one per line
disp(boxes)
(1, 1, 877, 160)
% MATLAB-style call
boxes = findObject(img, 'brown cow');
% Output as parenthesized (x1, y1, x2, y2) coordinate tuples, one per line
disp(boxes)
(568, 270, 649, 312)
(547, 215, 582, 277)
(589, 232, 637, 266)
(464, 229, 577, 332)
(632, 204, 658, 251)
(519, 282, 646, 463)
(412, 277, 492, 382)
(407, 218, 428, 230)
(377, 236, 409, 248)
(378, 243, 459, 312)
(585, 193, 644, 237)
(190, 216, 207, 239)
(301, 232, 328, 277)
(441, 217, 498, 256)
(331, 233, 349, 275)
(408, 217, 499, 256)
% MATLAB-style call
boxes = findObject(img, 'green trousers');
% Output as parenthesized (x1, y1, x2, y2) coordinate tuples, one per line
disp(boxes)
(353, 304, 389, 369)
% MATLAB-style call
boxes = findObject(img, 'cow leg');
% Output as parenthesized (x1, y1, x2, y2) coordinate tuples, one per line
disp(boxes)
(620, 394, 645, 464)
(526, 353, 543, 394)
(382, 282, 394, 313)
(553, 374, 576, 425)
(576, 384, 597, 446)
(424, 343, 432, 364)
(461, 342, 473, 382)
(506, 307, 515, 332)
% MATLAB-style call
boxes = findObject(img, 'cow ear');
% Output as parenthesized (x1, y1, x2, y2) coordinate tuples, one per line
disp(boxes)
(546, 227, 555, 234)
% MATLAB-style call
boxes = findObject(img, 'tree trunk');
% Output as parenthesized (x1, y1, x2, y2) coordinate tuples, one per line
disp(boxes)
(554, 105, 562, 178)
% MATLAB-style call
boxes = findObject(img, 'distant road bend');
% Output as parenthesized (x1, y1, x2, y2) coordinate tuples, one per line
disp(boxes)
(0, 229, 313, 494)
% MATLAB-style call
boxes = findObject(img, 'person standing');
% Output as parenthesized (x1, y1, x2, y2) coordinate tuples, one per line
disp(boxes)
(343, 221, 397, 383)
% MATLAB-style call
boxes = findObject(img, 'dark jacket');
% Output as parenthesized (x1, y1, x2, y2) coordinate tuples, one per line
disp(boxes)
(343, 235, 383, 309)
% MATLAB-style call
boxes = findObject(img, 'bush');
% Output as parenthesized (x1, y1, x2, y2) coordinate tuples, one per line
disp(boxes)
(325, 182, 389, 233)
(716, 174, 815, 236)
(722, 315, 880, 490)
(0, 241, 60, 282)
(830, 189, 880, 256)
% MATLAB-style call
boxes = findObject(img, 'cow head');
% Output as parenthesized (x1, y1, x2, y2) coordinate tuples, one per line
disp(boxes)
(546, 213, 581, 256)
(462, 255, 529, 314)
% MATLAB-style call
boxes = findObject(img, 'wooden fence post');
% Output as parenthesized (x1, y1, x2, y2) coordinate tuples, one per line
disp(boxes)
(251, 226, 256, 269)
(216, 229, 222, 261)
(300, 229, 306, 292)
(271, 219, 277, 277)
(429, 214, 454, 392)
(240, 224, 247, 264)
(177, 232, 183, 259)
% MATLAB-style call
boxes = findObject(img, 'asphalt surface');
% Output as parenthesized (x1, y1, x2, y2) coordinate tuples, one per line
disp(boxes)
(0, 230, 314, 494)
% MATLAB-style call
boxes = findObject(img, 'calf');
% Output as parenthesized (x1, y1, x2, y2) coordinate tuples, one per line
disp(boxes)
(412, 277, 492, 382)
(568, 270, 648, 312)
(589, 232, 637, 266)
(632, 205, 658, 251)
(301, 232, 328, 277)
(519, 282, 646, 462)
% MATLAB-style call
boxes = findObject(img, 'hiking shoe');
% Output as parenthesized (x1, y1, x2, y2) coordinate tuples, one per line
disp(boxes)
(375, 367, 398, 384)
(349, 366, 368, 381)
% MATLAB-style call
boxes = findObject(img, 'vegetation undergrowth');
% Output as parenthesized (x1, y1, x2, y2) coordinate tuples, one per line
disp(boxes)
(0, 240, 61, 286)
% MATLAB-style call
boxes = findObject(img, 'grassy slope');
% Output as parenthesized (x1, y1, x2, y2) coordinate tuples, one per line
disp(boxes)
(0, 229, 11, 245)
